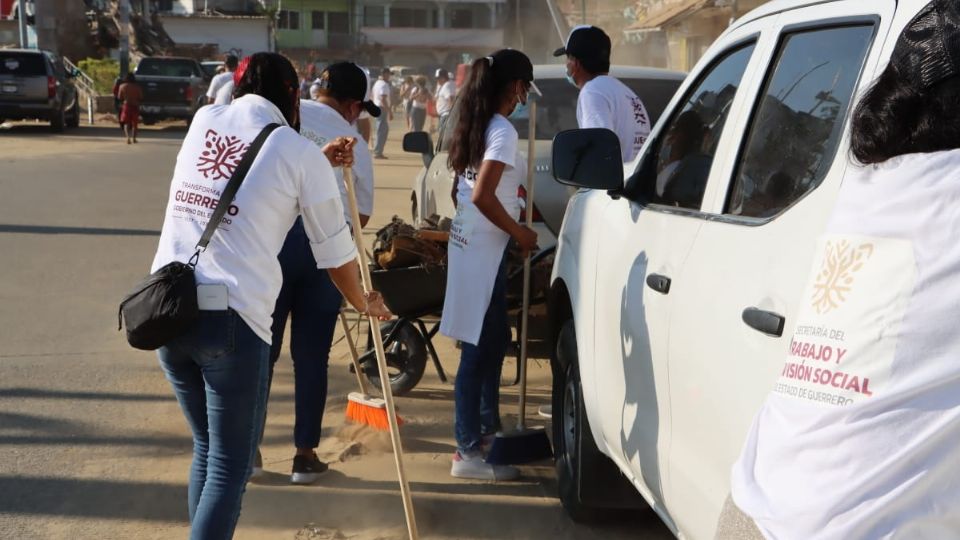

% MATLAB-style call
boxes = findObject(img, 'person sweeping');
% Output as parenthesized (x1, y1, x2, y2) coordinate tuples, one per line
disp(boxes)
(439, 49, 537, 481)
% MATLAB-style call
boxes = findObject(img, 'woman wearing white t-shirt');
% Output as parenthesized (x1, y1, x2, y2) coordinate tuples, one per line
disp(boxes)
(151, 53, 389, 540)
(440, 49, 538, 481)
(724, 3, 960, 538)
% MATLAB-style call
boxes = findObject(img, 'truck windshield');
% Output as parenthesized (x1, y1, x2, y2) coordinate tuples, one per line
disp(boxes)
(0, 53, 47, 76)
(137, 59, 199, 78)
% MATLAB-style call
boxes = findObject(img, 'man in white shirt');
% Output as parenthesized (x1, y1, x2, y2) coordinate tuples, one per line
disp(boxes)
(206, 54, 238, 104)
(257, 62, 380, 485)
(434, 68, 457, 126)
(554, 25, 652, 163)
(372, 68, 393, 159)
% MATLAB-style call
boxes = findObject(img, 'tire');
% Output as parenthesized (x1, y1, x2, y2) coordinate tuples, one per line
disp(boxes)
(67, 101, 80, 128)
(555, 320, 618, 522)
(362, 320, 428, 396)
(142, 117, 157, 126)
(50, 105, 65, 133)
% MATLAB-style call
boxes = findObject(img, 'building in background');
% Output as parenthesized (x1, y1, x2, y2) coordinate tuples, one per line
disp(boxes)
(625, 0, 769, 71)
(155, 0, 271, 57)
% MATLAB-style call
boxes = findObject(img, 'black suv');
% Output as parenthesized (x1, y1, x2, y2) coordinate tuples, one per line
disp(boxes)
(0, 49, 80, 132)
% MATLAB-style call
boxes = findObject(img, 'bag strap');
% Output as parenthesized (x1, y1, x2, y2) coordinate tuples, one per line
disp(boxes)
(189, 122, 281, 265)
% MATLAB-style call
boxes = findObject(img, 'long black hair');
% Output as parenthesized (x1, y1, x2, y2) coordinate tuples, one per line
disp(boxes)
(448, 50, 532, 174)
(234, 52, 300, 129)
(850, 63, 960, 164)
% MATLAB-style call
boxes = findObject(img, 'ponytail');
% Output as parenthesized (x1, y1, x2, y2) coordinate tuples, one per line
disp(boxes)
(448, 56, 510, 174)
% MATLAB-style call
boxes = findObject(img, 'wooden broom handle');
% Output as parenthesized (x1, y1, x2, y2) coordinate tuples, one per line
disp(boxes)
(339, 310, 373, 397)
(343, 165, 419, 540)
(517, 99, 537, 431)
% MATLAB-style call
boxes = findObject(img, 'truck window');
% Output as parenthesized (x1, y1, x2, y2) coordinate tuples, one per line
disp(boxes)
(726, 24, 875, 219)
(0, 53, 47, 76)
(137, 59, 200, 78)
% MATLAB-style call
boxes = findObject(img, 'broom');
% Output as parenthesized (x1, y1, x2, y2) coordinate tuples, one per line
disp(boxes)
(341, 309, 402, 430)
(342, 163, 420, 540)
(486, 94, 554, 466)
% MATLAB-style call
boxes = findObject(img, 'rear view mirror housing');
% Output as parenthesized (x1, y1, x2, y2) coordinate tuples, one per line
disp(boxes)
(403, 131, 434, 167)
(551, 128, 624, 193)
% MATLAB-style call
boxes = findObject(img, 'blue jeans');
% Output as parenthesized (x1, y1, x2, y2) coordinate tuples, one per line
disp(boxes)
(454, 250, 510, 453)
(267, 218, 343, 449)
(158, 309, 269, 540)
(374, 114, 389, 156)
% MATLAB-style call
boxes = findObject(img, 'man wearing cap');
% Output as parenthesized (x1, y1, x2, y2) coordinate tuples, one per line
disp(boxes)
(207, 54, 238, 104)
(372, 67, 393, 159)
(254, 62, 380, 485)
(555, 25, 651, 163)
(435, 68, 457, 127)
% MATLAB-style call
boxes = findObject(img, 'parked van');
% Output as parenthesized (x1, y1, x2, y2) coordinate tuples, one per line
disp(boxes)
(547, 1, 921, 537)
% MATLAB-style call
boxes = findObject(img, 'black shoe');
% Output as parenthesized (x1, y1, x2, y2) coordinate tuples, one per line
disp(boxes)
(291, 452, 328, 485)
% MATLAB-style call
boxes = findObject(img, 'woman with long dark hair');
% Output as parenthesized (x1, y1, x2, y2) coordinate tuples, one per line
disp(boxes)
(724, 2, 960, 537)
(151, 52, 389, 539)
(439, 49, 538, 481)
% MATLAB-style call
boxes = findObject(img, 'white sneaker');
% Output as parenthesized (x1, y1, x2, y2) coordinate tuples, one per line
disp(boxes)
(450, 450, 520, 481)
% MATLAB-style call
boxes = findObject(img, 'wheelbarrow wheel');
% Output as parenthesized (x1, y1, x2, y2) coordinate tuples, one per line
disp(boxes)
(362, 320, 428, 396)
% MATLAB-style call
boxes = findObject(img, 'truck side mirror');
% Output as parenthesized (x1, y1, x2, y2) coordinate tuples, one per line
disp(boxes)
(403, 131, 434, 167)
(552, 128, 624, 192)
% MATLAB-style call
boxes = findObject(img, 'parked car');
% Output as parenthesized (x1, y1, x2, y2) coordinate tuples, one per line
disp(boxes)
(134, 57, 209, 125)
(0, 49, 80, 132)
(548, 0, 912, 537)
(402, 65, 686, 249)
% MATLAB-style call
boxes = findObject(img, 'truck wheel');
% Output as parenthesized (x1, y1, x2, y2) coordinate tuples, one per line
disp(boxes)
(67, 101, 80, 128)
(555, 320, 647, 522)
(362, 320, 428, 396)
(50, 106, 65, 133)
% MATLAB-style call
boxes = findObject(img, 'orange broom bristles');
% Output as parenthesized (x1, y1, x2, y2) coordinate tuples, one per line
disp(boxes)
(345, 392, 403, 431)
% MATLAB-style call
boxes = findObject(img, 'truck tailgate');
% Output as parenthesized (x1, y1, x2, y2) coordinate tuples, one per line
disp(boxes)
(139, 77, 192, 105)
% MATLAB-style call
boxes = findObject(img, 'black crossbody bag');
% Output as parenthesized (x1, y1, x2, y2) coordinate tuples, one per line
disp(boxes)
(118, 123, 281, 351)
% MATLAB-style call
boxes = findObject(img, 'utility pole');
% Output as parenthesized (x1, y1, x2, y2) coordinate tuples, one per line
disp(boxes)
(17, 0, 28, 48)
(119, 0, 131, 78)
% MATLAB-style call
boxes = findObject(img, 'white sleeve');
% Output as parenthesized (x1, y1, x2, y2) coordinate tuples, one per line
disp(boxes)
(483, 123, 518, 168)
(206, 74, 224, 99)
(577, 89, 614, 130)
(298, 144, 358, 268)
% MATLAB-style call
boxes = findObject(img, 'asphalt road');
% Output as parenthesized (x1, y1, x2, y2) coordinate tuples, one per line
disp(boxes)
(0, 119, 673, 540)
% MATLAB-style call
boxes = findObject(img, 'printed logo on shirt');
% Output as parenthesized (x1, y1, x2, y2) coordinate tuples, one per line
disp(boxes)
(630, 95, 648, 126)
(197, 129, 250, 181)
(302, 130, 328, 148)
(774, 235, 915, 407)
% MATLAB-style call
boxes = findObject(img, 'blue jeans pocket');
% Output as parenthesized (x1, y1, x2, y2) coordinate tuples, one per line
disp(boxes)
(192, 311, 237, 360)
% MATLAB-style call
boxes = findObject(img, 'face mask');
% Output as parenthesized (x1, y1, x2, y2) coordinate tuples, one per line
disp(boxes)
(510, 99, 529, 120)
(566, 72, 578, 88)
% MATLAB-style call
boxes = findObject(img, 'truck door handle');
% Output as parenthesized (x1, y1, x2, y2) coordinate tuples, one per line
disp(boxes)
(742, 307, 785, 337)
(646, 274, 671, 294)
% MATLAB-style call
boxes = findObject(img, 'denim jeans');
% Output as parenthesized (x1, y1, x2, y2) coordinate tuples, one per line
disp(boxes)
(267, 218, 343, 449)
(454, 250, 510, 453)
(158, 309, 269, 540)
(374, 114, 390, 156)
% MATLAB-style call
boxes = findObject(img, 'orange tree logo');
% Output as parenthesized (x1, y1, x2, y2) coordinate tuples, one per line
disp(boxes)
(812, 240, 874, 314)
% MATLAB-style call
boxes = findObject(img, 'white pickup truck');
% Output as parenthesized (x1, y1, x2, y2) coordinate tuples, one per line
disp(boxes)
(547, 1, 925, 537)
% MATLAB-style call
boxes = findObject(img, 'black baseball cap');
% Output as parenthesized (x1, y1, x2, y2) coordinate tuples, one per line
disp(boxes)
(553, 25, 611, 63)
(891, 0, 960, 89)
(487, 48, 534, 83)
(317, 62, 381, 117)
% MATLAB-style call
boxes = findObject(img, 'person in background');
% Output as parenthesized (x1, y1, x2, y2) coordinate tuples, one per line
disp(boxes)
(440, 49, 538, 481)
(117, 73, 143, 145)
(722, 2, 960, 538)
(299, 63, 317, 100)
(400, 75, 415, 130)
(213, 56, 250, 106)
(356, 67, 374, 143)
(434, 68, 457, 129)
(372, 67, 393, 159)
(554, 25, 651, 163)
(152, 52, 390, 540)
(206, 54, 238, 105)
(409, 75, 429, 132)
(254, 62, 380, 485)
(112, 76, 124, 132)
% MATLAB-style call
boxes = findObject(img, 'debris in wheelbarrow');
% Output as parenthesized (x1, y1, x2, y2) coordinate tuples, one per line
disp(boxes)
(373, 216, 450, 270)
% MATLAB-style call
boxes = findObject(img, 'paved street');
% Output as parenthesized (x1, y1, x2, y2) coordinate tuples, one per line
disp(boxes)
(0, 119, 672, 539)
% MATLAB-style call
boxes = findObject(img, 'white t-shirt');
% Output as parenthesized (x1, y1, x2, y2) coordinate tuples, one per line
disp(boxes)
(299, 100, 375, 220)
(372, 79, 391, 108)
(731, 150, 960, 539)
(151, 94, 356, 344)
(206, 71, 234, 100)
(577, 75, 651, 163)
(436, 80, 456, 116)
(213, 79, 234, 105)
(455, 114, 525, 224)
